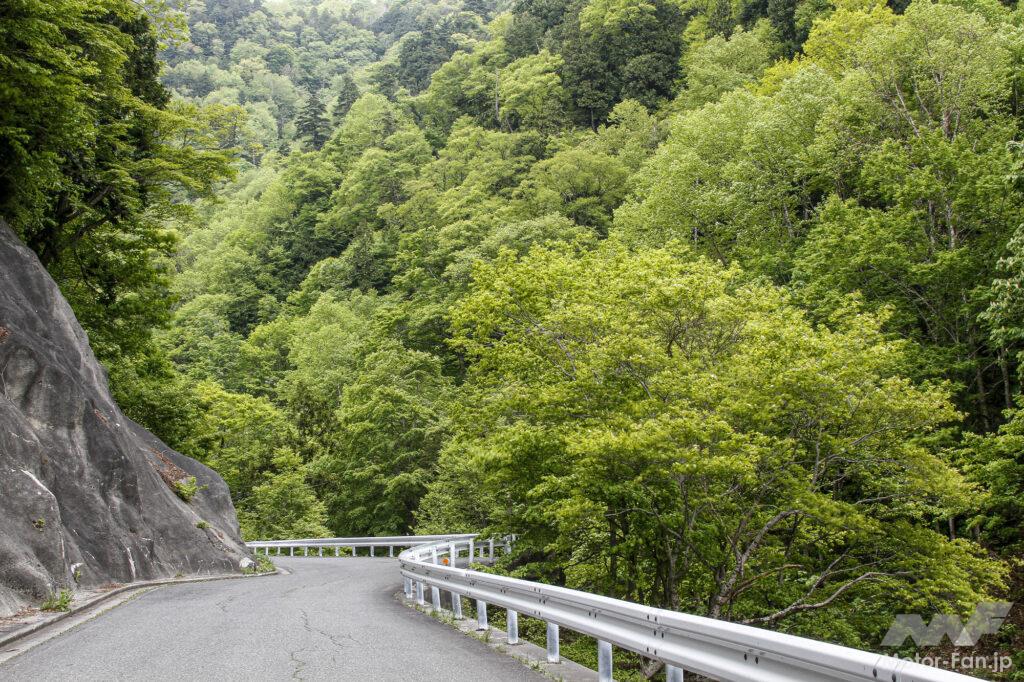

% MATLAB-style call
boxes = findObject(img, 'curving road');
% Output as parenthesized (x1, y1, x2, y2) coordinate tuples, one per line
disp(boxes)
(0, 557, 546, 681)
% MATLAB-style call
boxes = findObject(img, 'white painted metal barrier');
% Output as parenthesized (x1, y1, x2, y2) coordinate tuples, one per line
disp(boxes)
(249, 535, 979, 682)
(247, 534, 478, 558)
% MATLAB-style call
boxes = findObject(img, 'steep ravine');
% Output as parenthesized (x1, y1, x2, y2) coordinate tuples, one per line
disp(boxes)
(0, 220, 249, 617)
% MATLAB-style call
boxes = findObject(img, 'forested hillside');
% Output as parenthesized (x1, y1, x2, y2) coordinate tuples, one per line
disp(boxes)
(3, 0, 1023, 673)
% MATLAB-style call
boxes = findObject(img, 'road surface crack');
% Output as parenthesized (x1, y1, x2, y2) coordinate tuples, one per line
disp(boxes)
(299, 608, 363, 650)
(288, 646, 309, 681)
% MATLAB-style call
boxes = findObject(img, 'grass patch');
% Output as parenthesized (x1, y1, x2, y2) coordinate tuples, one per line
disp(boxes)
(195, 520, 210, 529)
(172, 476, 202, 502)
(40, 590, 72, 612)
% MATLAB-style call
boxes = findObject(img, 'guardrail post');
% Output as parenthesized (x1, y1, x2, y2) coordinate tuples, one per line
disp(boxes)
(666, 665, 684, 682)
(370, 546, 375, 557)
(389, 545, 394, 557)
(598, 640, 612, 682)
(449, 542, 457, 565)
(476, 600, 488, 630)
(431, 586, 441, 610)
(505, 538, 511, 554)
(488, 538, 494, 559)
(452, 592, 463, 619)
(507, 609, 519, 644)
(416, 581, 425, 605)
(468, 538, 474, 561)
(546, 623, 559, 663)
(290, 546, 294, 557)
(318, 546, 323, 557)
(404, 577, 412, 598)
(335, 547, 339, 557)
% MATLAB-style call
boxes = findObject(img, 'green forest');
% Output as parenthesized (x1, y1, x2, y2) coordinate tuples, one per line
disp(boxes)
(3, 0, 1023, 673)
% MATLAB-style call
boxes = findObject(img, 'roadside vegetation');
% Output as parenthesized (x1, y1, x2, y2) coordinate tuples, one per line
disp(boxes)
(243, 555, 277, 575)
(39, 590, 73, 613)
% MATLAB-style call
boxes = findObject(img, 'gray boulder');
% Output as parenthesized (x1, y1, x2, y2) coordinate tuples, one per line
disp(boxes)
(0, 220, 249, 616)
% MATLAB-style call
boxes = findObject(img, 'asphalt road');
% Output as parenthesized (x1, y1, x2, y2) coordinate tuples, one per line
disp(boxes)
(0, 557, 547, 681)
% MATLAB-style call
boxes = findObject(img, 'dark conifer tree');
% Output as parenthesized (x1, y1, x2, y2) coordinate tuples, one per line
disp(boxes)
(330, 73, 361, 127)
(295, 91, 330, 150)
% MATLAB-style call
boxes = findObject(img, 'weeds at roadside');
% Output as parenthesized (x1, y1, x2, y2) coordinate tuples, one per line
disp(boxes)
(243, 554, 276, 574)
(40, 590, 72, 612)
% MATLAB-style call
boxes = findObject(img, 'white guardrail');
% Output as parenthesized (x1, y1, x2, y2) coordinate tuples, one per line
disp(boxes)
(248, 535, 978, 682)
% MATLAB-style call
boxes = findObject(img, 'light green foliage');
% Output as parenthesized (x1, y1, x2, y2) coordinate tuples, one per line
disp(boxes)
(311, 343, 453, 534)
(164, 295, 246, 387)
(40, 590, 73, 612)
(243, 554, 276, 574)
(621, 1, 1024, 428)
(185, 381, 297, 501)
(579, 0, 659, 33)
(617, 90, 767, 255)
(497, 50, 567, 132)
(959, 406, 1024, 552)
(172, 476, 201, 503)
(239, 452, 330, 541)
(799, 0, 897, 76)
(322, 94, 407, 172)
(415, 20, 514, 138)
(585, 100, 664, 172)
(793, 1, 1023, 425)
(678, 21, 778, 110)
(983, 224, 1024, 355)
(516, 148, 629, 234)
(430, 241, 1002, 639)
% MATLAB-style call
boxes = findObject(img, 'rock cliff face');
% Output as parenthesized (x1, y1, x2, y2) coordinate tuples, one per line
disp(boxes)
(0, 221, 249, 617)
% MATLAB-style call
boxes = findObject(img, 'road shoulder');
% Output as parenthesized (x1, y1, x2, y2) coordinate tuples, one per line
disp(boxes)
(0, 568, 281, 664)
(397, 590, 596, 682)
